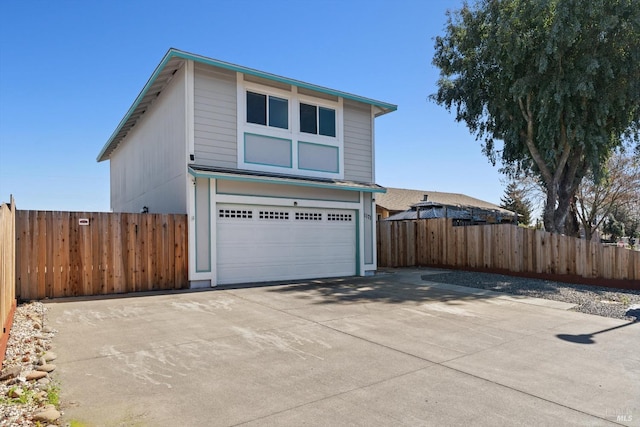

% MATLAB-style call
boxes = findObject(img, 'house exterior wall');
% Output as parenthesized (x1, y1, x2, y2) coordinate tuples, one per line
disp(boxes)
(189, 175, 372, 286)
(376, 206, 392, 220)
(343, 100, 373, 183)
(216, 179, 360, 203)
(193, 63, 237, 168)
(363, 192, 374, 266)
(110, 66, 187, 214)
(191, 62, 375, 184)
(103, 52, 390, 287)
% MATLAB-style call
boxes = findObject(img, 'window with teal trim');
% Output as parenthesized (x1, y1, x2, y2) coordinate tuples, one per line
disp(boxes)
(300, 103, 335, 137)
(247, 91, 288, 129)
(319, 107, 336, 137)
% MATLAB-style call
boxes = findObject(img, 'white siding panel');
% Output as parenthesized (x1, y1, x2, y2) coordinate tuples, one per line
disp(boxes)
(110, 66, 187, 214)
(194, 63, 237, 168)
(343, 100, 372, 183)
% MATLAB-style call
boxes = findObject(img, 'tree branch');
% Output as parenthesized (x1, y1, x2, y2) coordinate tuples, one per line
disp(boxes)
(519, 94, 554, 186)
(552, 114, 572, 184)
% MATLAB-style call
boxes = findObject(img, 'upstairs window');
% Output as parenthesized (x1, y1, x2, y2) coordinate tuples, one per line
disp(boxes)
(247, 91, 288, 129)
(300, 103, 336, 137)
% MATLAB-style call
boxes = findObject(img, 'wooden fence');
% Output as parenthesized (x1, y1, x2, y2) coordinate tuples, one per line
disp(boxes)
(16, 210, 189, 300)
(377, 219, 640, 287)
(1, 196, 17, 366)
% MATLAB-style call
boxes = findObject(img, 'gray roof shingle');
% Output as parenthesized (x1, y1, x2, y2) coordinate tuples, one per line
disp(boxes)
(376, 187, 512, 215)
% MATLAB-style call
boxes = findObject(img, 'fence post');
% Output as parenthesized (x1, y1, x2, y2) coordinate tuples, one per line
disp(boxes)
(1, 195, 17, 367)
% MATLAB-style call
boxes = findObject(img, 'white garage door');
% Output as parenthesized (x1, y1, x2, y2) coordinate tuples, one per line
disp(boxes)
(217, 204, 356, 285)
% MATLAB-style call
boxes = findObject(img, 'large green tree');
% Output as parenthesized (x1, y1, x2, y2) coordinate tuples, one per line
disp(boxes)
(432, 0, 640, 234)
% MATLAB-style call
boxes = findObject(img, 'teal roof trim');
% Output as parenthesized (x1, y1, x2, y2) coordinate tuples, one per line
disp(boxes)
(188, 167, 387, 194)
(171, 50, 398, 112)
(97, 49, 178, 162)
(97, 48, 397, 162)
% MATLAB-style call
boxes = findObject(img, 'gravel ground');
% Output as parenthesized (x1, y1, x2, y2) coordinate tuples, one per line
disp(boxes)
(0, 302, 60, 426)
(421, 269, 640, 321)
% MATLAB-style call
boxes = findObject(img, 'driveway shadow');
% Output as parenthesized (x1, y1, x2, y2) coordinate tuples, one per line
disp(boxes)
(263, 270, 498, 306)
(557, 320, 638, 344)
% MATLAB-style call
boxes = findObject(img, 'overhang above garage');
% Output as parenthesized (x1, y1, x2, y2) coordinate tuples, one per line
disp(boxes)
(188, 165, 386, 193)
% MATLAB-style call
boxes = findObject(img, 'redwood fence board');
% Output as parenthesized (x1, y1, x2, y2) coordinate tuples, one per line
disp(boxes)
(1, 196, 16, 366)
(15, 211, 189, 300)
(377, 219, 640, 288)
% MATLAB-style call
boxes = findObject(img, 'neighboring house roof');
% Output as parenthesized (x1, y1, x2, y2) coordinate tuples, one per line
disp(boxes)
(97, 48, 398, 162)
(376, 187, 513, 215)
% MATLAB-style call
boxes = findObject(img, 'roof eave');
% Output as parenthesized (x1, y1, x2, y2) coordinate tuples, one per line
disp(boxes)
(97, 49, 178, 162)
(188, 166, 387, 193)
(97, 48, 397, 162)
(171, 49, 398, 113)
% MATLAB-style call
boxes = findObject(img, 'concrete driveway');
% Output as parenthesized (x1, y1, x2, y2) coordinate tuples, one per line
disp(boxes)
(45, 269, 639, 426)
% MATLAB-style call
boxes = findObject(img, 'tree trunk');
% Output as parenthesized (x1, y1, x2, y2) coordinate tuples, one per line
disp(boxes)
(565, 202, 580, 237)
(543, 189, 557, 233)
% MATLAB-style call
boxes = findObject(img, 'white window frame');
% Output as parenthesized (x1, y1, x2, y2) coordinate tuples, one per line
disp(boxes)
(240, 82, 293, 140)
(298, 99, 337, 138)
(237, 73, 344, 179)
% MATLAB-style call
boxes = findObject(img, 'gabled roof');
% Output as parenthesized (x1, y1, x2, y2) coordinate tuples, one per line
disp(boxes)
(376, 187, 512, 215)
(97, 48, 398, 162)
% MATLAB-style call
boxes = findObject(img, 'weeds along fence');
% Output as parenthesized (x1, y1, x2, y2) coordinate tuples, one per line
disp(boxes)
(377, 218, 640, 287)
(16, 210, 189, 300)
(1, 196, 17, 366)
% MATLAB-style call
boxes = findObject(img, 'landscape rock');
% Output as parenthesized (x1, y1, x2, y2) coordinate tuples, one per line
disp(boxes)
(43, 351, 57, 362)
(0, 365, 22, 381)
(25, 370, 48, 381)
(0, 301, 58, 425)
(36, 364, 56, 373)
(32, 406, 61, 423)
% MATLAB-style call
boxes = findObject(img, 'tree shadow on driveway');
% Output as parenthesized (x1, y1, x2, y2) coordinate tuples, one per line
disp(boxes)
(259, 269, 501, 307)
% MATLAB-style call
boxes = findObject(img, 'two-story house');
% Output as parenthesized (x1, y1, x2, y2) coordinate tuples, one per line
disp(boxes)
(97, 49, 396, 287)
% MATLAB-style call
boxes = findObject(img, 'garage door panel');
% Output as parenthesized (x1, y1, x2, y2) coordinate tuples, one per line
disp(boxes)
(217, 204, 356, 285)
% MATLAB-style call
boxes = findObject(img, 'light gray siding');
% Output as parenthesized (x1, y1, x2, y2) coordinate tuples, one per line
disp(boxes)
(298, 142, 339, 173)
(343, 100, 373, 183)
(110, 66, 187, 214)
(195, 177, 211, 272)
(244, 133, 292, 168)
(216, 179, 360, 203)
(194, 63, 237, 168)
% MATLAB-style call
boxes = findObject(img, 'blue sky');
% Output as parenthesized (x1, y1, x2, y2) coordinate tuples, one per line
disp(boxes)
(0, 0, 506, 212)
